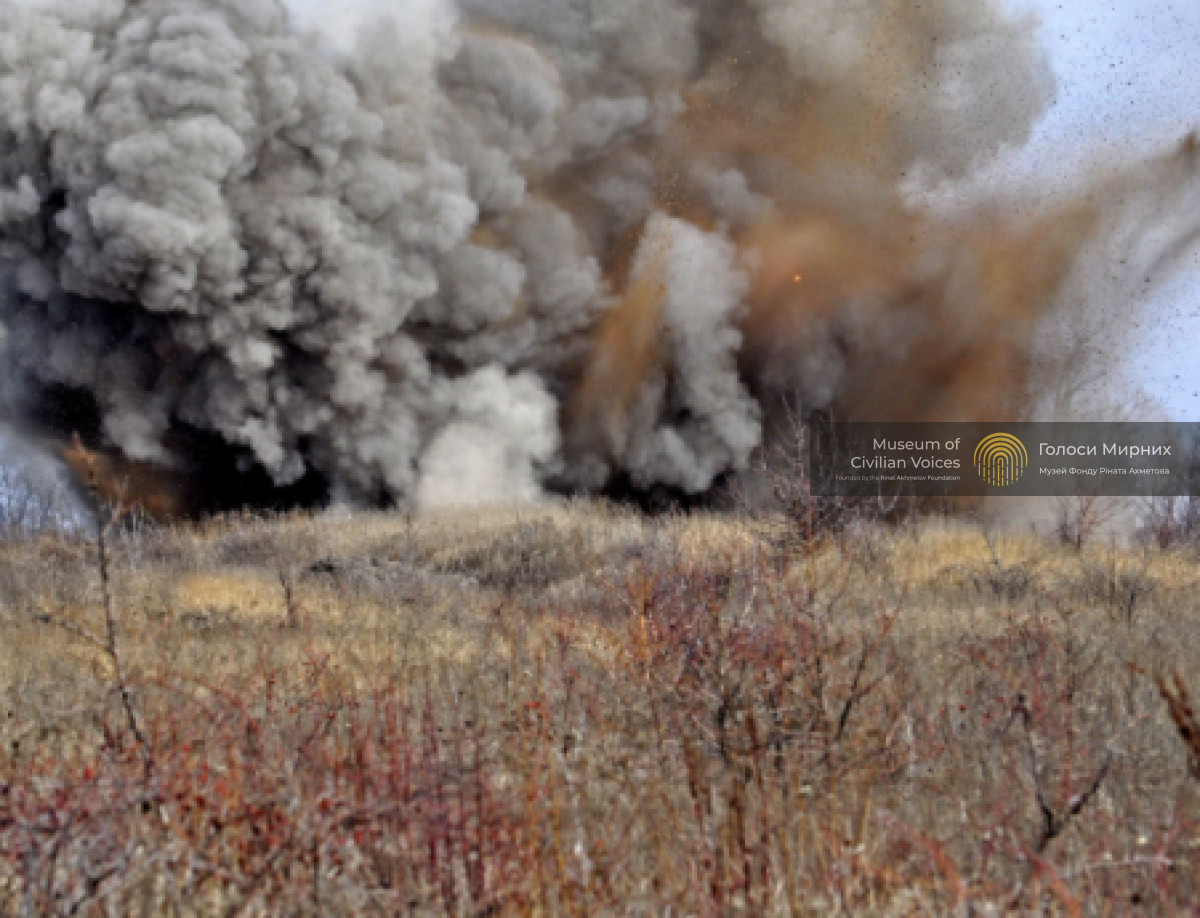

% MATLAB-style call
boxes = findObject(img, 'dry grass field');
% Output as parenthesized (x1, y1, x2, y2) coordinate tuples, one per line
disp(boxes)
(1, 501, 1199, 915)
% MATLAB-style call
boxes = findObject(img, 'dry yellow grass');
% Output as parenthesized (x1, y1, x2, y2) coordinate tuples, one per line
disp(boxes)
(1, 502, 1198, 914)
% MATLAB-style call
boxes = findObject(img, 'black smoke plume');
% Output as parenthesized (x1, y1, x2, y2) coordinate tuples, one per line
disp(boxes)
(1, 0, 1197, 513)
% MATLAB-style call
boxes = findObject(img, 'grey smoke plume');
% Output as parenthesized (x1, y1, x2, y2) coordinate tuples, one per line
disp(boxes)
(0, 0, 1196, 512)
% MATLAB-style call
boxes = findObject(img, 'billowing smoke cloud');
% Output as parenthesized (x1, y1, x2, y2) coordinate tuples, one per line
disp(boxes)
(0, 0, 1197, 513)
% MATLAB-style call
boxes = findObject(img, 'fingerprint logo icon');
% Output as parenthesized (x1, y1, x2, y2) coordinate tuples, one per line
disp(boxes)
(974, 433, 1029, 487)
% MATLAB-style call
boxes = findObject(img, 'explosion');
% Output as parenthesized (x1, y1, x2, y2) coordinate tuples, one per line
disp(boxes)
(0, 0, 1197, 514)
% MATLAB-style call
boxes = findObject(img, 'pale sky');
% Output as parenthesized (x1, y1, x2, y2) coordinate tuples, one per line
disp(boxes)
(1003, 0, 1200, 419)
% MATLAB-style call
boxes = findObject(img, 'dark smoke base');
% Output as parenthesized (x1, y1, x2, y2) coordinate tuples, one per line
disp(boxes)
(36, 384, 329, 514)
